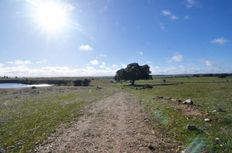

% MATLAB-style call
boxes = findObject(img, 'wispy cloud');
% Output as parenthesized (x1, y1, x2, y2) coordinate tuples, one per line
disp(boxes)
(151, 65, 199, 74)
(168, 53, 183, 63)
(90, 59, 99, 65)
(7, 60, 31, 65)
(36, 59, 47, 64)
(99, 62, 107, 69)
(137, 51, 144, 56)
(98, 54, 108, 58)
(1, 62, 230, 77)
(211, 37, 229, 45)
(112, 64, 117, 68)
(0, 65, 116, 77)
(159, 23, 167, 31)
(162, 10, 178, 20)
(205, 60, 212, 67)
(185, 0, 199, 8)
(79, 44, 94, 51)
(151, 64, 231, 75)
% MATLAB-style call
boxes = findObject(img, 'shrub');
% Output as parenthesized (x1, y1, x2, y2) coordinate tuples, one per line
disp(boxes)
(82, 79, 91, 86)
(73, 80, 82, 86)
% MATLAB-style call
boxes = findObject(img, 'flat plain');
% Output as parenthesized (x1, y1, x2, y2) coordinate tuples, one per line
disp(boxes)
(0, 77, 231, 153)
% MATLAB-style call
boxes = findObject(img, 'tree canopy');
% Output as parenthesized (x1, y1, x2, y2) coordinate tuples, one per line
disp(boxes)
(114, 63, 152, 85)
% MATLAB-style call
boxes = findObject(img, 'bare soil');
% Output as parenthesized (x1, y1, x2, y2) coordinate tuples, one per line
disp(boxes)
(35, 92, 181, 153)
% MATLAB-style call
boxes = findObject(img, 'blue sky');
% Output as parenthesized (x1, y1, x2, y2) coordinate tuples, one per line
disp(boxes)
(0, 0, 232, 76)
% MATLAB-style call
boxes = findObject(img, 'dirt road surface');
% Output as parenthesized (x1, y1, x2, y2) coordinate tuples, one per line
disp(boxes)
(35, 92, 181, 153)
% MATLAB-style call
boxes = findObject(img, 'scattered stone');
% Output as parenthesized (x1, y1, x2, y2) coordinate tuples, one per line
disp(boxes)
(157, 96, 163, 99)
(204, 118, 211, 122)
(0, 148, 5, 153)
(212, 110, 217, 113)
(164, 97, 171, 100)
(148, 144, 155, 151)
(215, 137, 220, 144)
(31, 86, 37, 89)
(144, 117, 149, 122)
(183, 99, 193, 105)
(186, 124, 202, 132)
(176, 146, 182, 152)
(177, 99, 182, 103)
(139, 147, 144, 150)
(181, 149, 187, 153)
(96, 86, 102, 90)
(217, 108, 226, 112)
(212, 108, 226, 113)
(143, 84, 153, 89)
(171, 98, 176, 102)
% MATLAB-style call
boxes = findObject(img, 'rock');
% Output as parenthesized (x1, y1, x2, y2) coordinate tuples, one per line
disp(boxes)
(176, 146, 182, 152)
(31, 86, 36, 89)
(186, 124, 202, 132)
(204, 118, 211, 122)
(183, 99, 193, 105)
(139, 147, 144, 150)
(177, 99, 182, 102)
(0, 148, 5, 153)
(148, 144, 155, 151)
(212, 109, 217, 113)
(157, 96, 163, 99)
(181, 149, 187, 153)
(186, 125, 198, 131)
(215, 137, 220, 144)
(164, 97, 171, 100)
(217, 108, 226, 112)
(171, 98, 177, 102)
(96, 86, 102, 90)
(144, 84, 153, 89)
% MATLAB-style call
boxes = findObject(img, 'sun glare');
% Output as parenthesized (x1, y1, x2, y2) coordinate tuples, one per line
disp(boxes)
(28, 0, 74, 34)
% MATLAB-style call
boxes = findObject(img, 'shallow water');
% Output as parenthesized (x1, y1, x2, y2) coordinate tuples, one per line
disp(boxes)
(0, 83, 52, 89)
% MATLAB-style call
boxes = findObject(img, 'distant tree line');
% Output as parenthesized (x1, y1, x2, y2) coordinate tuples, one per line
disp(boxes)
(0, 78, 91, 86)
(192, 73, 232, 78)
(73, 79, 91, 86)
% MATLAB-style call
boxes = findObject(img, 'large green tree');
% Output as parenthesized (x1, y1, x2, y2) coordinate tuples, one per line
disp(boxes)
(114, 63, 152, 85)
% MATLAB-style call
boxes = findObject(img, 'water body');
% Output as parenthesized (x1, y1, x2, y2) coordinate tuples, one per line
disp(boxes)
(0, 83, 52, 89)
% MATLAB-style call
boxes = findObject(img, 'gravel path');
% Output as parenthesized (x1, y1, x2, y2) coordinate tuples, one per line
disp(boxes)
(35, 92, 180, 153)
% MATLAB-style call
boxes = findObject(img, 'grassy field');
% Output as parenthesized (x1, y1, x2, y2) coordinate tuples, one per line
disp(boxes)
(0, 84, 117, 153)
(118, 76, 232, 152)
(0, 77, 231, 152)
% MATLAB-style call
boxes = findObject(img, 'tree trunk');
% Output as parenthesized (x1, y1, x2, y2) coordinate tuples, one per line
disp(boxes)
(130, 80, 135, 86)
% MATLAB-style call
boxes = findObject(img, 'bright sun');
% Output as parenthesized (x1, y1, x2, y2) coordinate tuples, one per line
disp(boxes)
(29, 0, 73, 34)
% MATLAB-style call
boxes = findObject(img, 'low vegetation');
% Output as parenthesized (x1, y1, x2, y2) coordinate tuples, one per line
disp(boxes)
(0, 84, 117, 153)
(118, 76, 232, 152)
(0, 75, 231, 152)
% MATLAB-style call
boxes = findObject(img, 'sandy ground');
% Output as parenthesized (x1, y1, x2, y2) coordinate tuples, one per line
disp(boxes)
(35, 92, 181, 153)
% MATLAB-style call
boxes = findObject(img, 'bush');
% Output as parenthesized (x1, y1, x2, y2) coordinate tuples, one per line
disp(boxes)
(73, 80, 82, 86)
(82, 79, 91, 86)
(73, 79, 91, 86)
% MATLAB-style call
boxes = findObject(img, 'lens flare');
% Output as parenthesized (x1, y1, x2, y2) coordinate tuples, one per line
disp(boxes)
(27, 0, 74, 35)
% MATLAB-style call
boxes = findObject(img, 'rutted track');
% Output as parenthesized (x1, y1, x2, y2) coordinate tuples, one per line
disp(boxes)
(35, 92, 180, 153)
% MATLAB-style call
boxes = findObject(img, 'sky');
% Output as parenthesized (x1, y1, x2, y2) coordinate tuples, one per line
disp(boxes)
(0, 0, 232, 77)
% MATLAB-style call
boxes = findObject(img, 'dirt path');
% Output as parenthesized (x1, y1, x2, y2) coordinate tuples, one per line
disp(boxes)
(35, 92, 180, 153)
